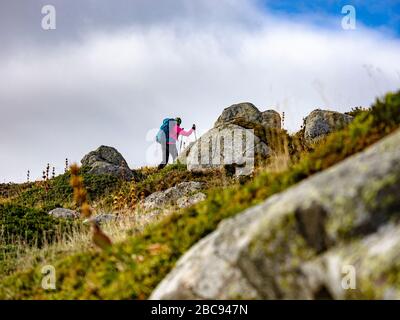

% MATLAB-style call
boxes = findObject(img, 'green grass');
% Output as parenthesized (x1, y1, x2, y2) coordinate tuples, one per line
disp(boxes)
(0, 91, 399, 299)
(6, 168, 121, 211)
(0, 203, 75, 247)
(0, 203, 77, 276)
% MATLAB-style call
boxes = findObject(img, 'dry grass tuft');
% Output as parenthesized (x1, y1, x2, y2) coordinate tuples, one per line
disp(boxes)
(70, 163, 112, 250)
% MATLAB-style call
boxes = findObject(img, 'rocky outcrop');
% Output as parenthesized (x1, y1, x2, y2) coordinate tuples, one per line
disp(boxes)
(214, 103, 264, 128)
(81, 145, 133, 180)
(48, 208, 79, 219)
(151, 129, 400, 300)
(304, 110, 353, 144)
(185, 103, 281, 175)
(261, 110, 281, 130)
(142, 181, 205, 211)
(186, 124, 268, 175)
(214, 103, 281, 132)
(177, 193, 207, 209)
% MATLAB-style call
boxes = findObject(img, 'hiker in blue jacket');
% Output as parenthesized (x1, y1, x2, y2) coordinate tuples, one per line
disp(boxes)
(156, 117, 196, 169)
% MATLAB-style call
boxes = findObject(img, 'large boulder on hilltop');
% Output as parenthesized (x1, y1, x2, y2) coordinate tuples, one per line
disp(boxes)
(214, 103, 281, 131)
(185, 103, 280, 175)
(261, 110, 281, 130)
(186, 124, 269, 175)
(304, 110, 353, 144)
(81, 145, 133, 180)
(82, 145, 128, 167)
(214, 103, 263, 128)
(151, 129, 400, 300)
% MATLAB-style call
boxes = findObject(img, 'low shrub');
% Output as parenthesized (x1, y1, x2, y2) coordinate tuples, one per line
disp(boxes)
(0, 203, 75, 248)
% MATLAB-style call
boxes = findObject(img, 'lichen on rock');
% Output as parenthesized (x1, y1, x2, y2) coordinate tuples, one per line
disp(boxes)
(81, 145, 134, 180)
(185, 103, 281, 176)
(304, 109, 353, 144)
(142, 181, 204, 211)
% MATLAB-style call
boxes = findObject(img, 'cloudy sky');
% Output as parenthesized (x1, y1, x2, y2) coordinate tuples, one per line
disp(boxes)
(1, 0, 399, 182)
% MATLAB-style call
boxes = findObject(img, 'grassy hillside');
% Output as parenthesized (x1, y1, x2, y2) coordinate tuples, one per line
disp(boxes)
(0, 168, 121, 210)
(0, 163, 232, 277)
(0, 91, 399, 299)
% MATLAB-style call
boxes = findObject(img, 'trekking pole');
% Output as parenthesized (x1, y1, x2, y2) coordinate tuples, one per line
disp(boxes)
(179, 136, 183, 153)
(193, 124, 197, 141)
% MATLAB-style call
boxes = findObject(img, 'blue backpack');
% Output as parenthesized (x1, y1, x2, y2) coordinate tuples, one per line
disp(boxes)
(156, 118, 176, 143)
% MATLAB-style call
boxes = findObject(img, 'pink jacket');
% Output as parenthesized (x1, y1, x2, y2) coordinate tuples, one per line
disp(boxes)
(168, 125, 193, 144)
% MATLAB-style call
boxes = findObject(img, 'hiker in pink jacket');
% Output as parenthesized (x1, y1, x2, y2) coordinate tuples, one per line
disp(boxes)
(158, 117, 196, 169)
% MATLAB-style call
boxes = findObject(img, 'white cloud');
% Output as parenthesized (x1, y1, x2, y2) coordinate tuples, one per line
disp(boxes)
(1, 0, 400, 182)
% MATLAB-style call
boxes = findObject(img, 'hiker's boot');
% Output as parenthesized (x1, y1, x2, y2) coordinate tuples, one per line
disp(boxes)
(158, 163, 166, 170)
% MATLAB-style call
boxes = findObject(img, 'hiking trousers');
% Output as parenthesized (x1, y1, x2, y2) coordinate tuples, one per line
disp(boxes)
(158, 142, 178, 169)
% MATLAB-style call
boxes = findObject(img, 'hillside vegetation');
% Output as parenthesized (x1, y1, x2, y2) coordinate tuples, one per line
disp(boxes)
(0, 91, 399, 299)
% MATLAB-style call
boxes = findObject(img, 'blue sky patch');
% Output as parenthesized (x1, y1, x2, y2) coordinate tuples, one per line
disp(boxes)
(263, 0, 400, 36)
